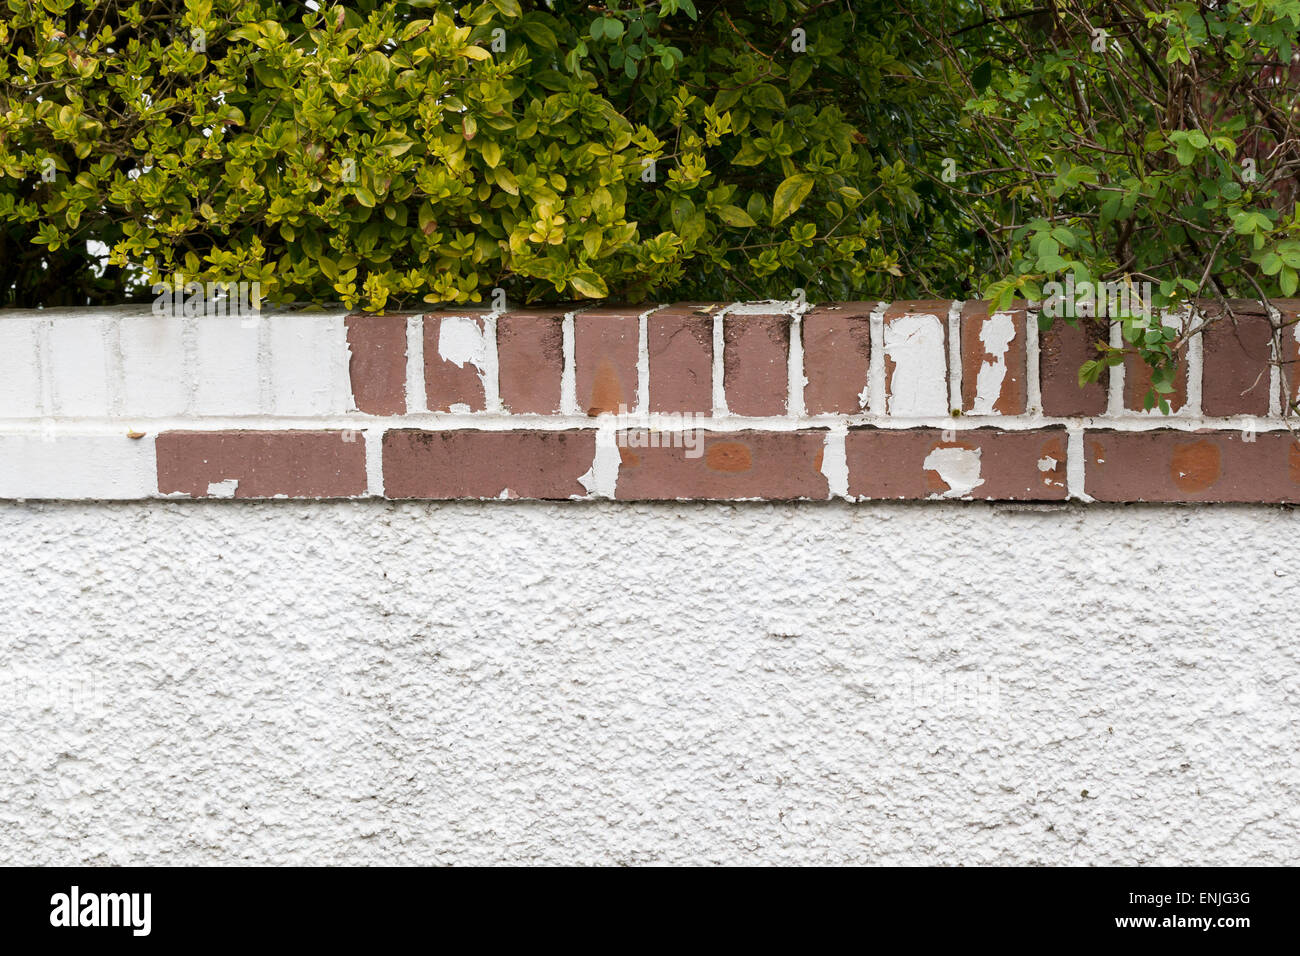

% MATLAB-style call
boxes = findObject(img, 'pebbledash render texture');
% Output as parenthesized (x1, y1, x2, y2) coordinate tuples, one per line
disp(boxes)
(1, 299, 1299, 502)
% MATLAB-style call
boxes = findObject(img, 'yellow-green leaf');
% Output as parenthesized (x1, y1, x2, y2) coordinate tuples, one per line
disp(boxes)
(771, 173, 814, 225)
(569, 271, 608, 298)
(718, 204, 757, 228)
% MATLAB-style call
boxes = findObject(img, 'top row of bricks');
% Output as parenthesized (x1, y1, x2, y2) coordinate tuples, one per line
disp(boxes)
(362, 299, 1297, 420)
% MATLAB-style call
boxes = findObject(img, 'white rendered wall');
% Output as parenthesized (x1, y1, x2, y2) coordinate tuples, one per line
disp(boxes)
(1, 500, 1296, 866)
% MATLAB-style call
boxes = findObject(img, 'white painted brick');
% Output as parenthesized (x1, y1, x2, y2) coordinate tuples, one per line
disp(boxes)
(195, 317, 261, 415)
(119, 316, 187, 417)
(883, 311, 948, 416)
(49, 317, 110, 416)
(0, 433, 156, 499)
(0, 318, 42, 418)
(268, 314, 352, 415)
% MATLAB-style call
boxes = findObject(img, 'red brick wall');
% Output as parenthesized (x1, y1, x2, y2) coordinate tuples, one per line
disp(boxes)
(4, 301, 1300, 502)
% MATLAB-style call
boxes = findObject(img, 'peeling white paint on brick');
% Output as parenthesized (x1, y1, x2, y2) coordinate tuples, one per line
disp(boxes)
(923, 444, 984, 498)
(884, 312, 948, 417)
(206, 479, 239, 498)
(820, 426, 848, 498)
(971, 310, 1017, 415)
(578, 423, 621, 499)
(436, 315, 487, 372)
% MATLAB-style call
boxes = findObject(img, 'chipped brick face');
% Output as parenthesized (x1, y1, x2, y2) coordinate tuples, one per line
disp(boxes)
(345, 314, 407, 415)
(575, 307, 640, 416)
(801, 303, 873, 414)
(497, 309, 566, 414)
(13, 299, 1300, 503)
(960, 301, 1026, 415)
(845, 427, 1068, 500)
(723, 312, 790, 416)
(649, 304, 714, 413)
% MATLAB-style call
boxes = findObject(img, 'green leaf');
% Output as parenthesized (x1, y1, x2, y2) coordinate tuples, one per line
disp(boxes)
(569, 271, 608, 298)
(771, 173, 814, 225)
(717, 204, 757, 227)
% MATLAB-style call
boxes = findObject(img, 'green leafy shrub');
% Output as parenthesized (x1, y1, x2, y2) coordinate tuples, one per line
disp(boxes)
(0, 0, 939, 310)
(908, 0, 1300, 410)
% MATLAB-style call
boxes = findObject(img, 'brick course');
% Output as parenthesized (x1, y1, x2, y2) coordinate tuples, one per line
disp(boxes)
(8, 300, 1300, 502)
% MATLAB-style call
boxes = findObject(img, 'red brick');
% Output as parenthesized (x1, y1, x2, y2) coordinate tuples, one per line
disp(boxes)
(1200, 301, 1273, 417)
(801, 303, 873, 414)
(345, 314, 407, 415)
(424, 313, 488, 412)
(575, 307, 640, 416)
(960, 301, 1026, 415)
(723, 311, 789, 416)
(1085, 428, 1300, 502)
(614, 429, 828, 500)
(497, 308, 566, 414)
(845, 427, 1068, 500)
(157, 430, 367, 498)
(1123, 315, 1188, 413)
(1039, 317, 1108, 416)
(383, 429, 595, 499)
(882, 301, 951, 416)
(649, 303, 715, 413)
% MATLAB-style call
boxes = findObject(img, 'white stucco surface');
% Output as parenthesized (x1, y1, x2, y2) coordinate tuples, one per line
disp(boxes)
(1, 500, 1296, 866)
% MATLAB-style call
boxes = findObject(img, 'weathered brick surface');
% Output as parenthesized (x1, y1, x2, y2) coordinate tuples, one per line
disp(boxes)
(345, 314, 407, 415)
(1200, 301, 1272, 417)
(497, 308, 566, 414)
(383, 429, 595, 499)
(1084, 428, 1300, 502)
(614, 429, 828, 500)
(960, 301, 1026, 415)
(575, 307, 640, 416)
(723, 311, 789, 416)
(649, 303, 714, 413)
(882, 300, 950, 416)
(424, 313, 488, 412)
(157, 430, 368, 498)
(1039, 317, 1109, 416)
(845, 427, 1068, 500)
(801, 303, 873, 414)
